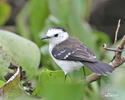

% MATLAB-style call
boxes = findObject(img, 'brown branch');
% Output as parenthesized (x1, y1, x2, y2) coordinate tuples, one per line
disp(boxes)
(103, 43, 122, 52)
(114, 19, 121, 45)
(87, 35, 125, 83)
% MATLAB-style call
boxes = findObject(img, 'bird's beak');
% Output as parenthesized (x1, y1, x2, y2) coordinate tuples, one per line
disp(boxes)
(41, 36, 51, 40)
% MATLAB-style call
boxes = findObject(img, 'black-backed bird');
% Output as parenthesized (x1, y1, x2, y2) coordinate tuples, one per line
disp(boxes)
(41, 27, 114, 78)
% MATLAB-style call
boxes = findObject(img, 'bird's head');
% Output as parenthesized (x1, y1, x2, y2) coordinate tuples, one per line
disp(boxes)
(41, 27, 69, 45)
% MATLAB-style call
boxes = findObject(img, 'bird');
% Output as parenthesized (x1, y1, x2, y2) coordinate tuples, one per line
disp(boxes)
(41, 27, 114, 78)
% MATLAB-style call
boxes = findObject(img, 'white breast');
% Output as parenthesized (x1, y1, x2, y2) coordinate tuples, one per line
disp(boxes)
(49, 44, 83, 75)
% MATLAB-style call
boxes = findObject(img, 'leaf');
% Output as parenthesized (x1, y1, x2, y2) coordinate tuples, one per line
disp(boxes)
(33, 70, 65, 97)
(0, 2, 11, 26)
(29, 0, 49, 46)
(44, 81, 84, 100)
(16, 3, 31, 39)
(0, 44, 11, 80)
(0, 80, 5, 88)
(48, 0, 69, 26)
(33, 70, 85, 100)
(48, 0, 85, 26)
(0, 30, 40, 79)
(0, 67, 24, 99)
(68, 0, 85, 20)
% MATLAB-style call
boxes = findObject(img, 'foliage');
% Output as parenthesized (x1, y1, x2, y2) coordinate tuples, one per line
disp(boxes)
(0, 2, 11, 26)
(0, 30, 40, 80)
(0, 80, 5, 88)
(29, 0, 50, 46)
(0, 0, 124, 100)
(0, 67, 23, 99)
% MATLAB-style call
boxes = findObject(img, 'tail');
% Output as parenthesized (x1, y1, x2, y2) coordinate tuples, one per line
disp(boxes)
(82, 61, 114, 75)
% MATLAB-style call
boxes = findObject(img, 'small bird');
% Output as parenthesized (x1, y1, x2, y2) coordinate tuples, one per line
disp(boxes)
(41, 27, 114, 78)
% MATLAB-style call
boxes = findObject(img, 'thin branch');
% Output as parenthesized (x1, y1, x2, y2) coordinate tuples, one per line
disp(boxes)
(114, 19, 121, 45)
(103, 43, 122, 52)
(87, 35, 125, 83)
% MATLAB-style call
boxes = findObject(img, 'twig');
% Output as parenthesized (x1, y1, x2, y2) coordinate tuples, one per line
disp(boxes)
(114, 19, 121, 45)
(87, 35, 125, 83)
(103, 43, 122, 52)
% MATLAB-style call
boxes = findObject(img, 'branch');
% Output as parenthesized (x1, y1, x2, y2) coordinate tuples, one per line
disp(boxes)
(114, 19, 121, 45)
(87, 35, 125, 83)
(103, 43, 122, 52)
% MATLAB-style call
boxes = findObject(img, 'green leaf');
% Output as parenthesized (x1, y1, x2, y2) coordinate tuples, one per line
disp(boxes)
(33, 70, 65, 96)
(48, 0, 85, 25)
(68, 0, 85, 20)
(29, 0, 49, 46)
(0, 30, 40, 80)
(33, 70, 85, 100)
(0, 80, 5, 88)
(48, 0, 69, 26)
(16, 3, 31, 39)
(44, 81, 84, 100)
(0, 2, 11, 26)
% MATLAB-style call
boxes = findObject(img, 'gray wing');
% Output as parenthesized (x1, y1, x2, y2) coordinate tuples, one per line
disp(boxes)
(52, 37, 97, 62)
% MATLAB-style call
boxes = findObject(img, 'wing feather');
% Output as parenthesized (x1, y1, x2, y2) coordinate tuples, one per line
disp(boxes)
(52, 37, 97, 62)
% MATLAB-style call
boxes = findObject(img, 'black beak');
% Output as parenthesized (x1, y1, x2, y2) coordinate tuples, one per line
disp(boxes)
(41, 36, 51, 40)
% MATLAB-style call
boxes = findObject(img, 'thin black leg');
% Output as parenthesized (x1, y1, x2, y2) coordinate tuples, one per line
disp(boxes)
(82, 66, 86, 80)
(65, 74, 67, 80)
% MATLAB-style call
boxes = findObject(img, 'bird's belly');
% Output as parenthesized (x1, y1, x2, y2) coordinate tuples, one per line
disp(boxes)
(52, 56, 83, 74)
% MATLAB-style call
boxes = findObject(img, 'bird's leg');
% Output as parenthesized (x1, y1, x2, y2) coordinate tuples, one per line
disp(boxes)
(65, 74, 67, 80)
(82, 66, 86, 80)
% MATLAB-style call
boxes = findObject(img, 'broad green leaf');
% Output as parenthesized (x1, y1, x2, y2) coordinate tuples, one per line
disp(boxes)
(48, 0, 70, 26)
(29, 0, 49, 46)
(0, 80, 5, 88)
(68, 0, 85, 20)
(44, 81, 84, 100)
(0, 2, 11, 26)
(33, 70, 85, 100)
(48, 0, 59, 17)
(33, 70, 65, 96)
(0, 30, 40, 79)
(0, 43, 11, 80)
(48, 0, 86, 25)
(16, 3, 31, 39)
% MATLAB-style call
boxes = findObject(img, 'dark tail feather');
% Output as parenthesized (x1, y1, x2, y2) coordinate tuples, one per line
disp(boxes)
(82, 61, 114, 75)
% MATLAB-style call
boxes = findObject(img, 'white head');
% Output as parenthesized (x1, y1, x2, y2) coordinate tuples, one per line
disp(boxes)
(41, 27, 69, 45)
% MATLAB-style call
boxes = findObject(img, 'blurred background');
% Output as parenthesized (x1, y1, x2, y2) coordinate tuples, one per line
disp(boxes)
(0, 0, 125, 100)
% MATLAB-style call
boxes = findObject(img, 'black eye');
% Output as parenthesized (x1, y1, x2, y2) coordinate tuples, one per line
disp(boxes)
(54, 34, 58, 37)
